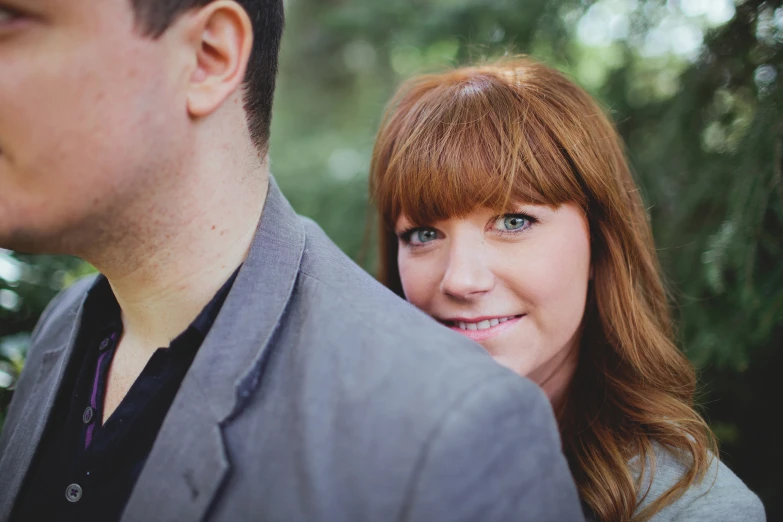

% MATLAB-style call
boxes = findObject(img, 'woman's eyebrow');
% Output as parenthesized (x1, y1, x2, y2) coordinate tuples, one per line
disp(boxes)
(0, 0, 45, 15)
(0, 0, 32, 8)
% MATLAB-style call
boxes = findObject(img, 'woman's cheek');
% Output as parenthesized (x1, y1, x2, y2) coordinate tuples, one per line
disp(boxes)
(399, 255, 432, 307)
(519, 256, 589, 345)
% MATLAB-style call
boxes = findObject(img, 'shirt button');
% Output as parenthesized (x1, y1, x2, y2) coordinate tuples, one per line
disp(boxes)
(98, 338, 111, 351)
(65, 483, 83, 503)
(82, 406, 95, 424)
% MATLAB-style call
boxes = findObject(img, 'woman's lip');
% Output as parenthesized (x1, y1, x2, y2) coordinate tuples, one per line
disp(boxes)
(441, 315, 517, 323)
(446, 315, 525, 342)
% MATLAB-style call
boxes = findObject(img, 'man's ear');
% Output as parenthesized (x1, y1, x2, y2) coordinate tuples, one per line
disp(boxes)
(184, 1, 253, 118)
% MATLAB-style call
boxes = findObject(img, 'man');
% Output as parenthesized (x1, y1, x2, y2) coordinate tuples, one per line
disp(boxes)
(0, 1, 584, 521)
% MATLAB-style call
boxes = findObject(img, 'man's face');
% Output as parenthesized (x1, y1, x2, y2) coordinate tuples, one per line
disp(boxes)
(0, 0, 186, 253)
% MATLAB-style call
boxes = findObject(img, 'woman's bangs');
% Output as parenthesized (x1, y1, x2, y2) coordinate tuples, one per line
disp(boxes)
(376, 75, 583, 228)
(387, 129, 544, 227)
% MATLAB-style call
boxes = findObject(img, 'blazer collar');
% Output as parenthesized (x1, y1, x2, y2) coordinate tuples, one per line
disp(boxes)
(120, 176, 307, 521)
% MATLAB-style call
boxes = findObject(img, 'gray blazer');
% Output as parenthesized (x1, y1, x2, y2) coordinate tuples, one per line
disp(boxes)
(0, 178, 584, 522)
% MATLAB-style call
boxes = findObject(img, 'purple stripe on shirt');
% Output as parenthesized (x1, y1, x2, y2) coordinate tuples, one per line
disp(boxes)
(85, 344, 111, 449)
(90, 351, 108, 409)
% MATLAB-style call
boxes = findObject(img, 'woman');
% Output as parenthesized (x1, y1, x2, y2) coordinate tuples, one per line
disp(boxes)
(369, 57, 765, 521)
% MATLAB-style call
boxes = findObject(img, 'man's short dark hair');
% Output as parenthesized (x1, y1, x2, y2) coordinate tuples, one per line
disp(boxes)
(131, 0, 284, 154)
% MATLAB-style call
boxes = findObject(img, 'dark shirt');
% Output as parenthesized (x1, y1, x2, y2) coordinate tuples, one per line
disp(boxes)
(11, 270, 238, 522)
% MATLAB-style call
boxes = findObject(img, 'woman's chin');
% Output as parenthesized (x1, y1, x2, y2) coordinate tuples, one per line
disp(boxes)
(486, 353, 535, 380)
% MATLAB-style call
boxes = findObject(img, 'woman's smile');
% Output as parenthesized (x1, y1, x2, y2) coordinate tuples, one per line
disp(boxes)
(438, 314, 526, 342)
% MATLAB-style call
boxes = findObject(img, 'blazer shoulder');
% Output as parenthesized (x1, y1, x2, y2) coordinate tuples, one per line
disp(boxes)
(296, 216, 494, 363)
(672, 456, 766, 521)
(297, 217, 445, 322)
(297, 216, 391, 297)
(633, 446, 766, 521)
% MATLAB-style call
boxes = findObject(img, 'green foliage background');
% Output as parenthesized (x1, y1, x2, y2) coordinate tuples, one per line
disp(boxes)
(2, 0, 781, 517)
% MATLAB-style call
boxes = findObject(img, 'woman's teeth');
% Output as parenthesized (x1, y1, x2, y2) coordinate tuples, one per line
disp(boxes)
(455, 317, 515, 330)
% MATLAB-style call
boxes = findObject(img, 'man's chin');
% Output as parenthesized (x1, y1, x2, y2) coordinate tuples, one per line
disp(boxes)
(0, 227, 69, 256)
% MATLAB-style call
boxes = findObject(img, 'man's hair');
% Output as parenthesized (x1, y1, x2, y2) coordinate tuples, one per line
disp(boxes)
(131, 0, 284, 153)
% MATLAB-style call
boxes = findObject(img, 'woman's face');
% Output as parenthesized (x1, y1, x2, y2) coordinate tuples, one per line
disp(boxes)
(395, 202, 591, 399)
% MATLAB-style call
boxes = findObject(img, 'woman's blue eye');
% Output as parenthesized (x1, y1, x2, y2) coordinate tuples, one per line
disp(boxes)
(410, 228, 438, 245)
(497, 215, 529, 231)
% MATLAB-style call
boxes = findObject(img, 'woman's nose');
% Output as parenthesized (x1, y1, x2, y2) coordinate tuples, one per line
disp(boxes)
(440, 241, 494, 300)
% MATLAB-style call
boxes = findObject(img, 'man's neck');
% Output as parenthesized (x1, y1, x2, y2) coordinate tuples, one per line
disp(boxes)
(88, 162, 269, 355)
(109, 211, 260, 353)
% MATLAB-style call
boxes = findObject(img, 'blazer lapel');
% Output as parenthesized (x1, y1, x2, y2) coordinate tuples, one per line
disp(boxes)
(121, 177, 306, 522)
(0, 284, 89, 521)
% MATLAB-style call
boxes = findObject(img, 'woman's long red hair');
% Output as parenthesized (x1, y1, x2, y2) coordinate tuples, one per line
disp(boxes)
(369, 57, 716, 521)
